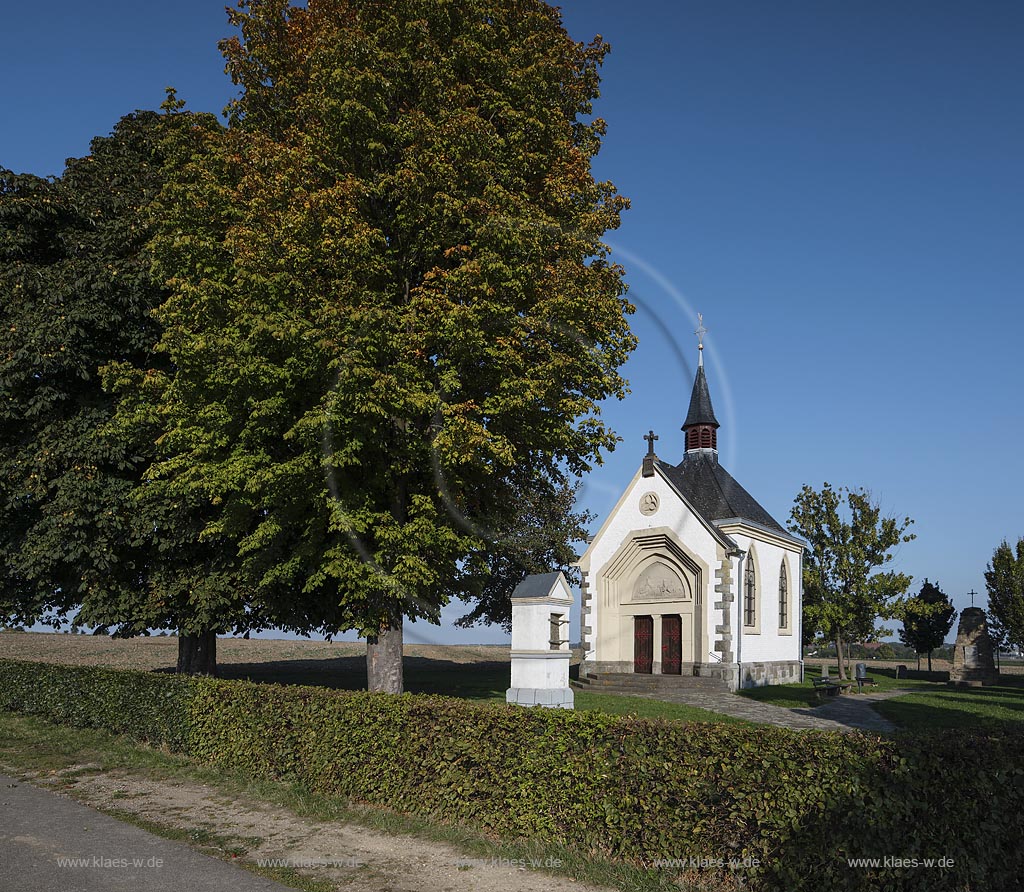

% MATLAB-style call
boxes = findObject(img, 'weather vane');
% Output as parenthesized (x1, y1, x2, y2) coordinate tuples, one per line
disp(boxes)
(695, 313, 707, 365)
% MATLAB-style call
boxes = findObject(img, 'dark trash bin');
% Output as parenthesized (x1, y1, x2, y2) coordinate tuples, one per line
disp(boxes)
(855, 662, 876, 690)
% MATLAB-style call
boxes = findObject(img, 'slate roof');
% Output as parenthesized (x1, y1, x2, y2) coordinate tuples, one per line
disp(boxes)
(510, 571, 565, 600)
(657, 455, 789, 536)
(682, 364, 720, 429)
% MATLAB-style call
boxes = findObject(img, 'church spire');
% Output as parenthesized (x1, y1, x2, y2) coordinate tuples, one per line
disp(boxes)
(682, 314, 719, 456)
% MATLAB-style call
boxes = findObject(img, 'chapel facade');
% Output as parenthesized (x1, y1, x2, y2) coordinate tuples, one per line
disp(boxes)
(576, 336, 804, 691)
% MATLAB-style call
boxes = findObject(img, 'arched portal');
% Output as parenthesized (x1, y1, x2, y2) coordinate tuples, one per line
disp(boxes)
(595, 529, 706, 674)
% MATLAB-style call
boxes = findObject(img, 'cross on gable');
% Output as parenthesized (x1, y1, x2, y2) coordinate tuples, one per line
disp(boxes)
(644, 430, 659, 456)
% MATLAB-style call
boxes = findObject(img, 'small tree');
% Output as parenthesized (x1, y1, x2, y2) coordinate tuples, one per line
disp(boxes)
(987, 610, 1010, 670)
(789, 483, 915, 680)
(985, 538, 1024, 652)
(898, 579, 956, 672)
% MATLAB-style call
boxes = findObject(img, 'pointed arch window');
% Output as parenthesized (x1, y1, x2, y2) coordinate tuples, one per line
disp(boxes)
(779, 561, 789, 629)
(744, 557, 756, 627)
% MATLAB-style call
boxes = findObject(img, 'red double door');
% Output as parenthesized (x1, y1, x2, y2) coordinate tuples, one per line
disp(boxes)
(634, 615, 683, 675)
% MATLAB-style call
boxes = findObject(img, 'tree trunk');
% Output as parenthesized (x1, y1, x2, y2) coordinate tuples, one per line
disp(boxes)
(366, 467, 408, 695)
(917, 652, 921, 671)
(367, 616, 403, 693)
(177, 631, 217, 675)
(927, 649, 932, 673)
(835, 636, 847, 679)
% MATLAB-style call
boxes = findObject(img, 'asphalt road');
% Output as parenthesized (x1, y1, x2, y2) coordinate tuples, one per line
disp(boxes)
(0, 774, 292, 892)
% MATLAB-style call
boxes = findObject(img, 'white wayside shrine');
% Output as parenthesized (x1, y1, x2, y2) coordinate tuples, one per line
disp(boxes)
(576, 320, 805, 692)
(506, 571, 575, 709)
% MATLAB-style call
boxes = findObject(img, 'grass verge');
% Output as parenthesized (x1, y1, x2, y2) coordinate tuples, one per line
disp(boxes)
(99, 809, 341, 892)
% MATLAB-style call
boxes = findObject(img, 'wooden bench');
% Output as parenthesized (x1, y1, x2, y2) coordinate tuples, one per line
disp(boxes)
(813, 677, 853, 697)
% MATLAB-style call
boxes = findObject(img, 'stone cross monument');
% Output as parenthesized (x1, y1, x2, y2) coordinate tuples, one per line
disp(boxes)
(949, 606, 998, 686)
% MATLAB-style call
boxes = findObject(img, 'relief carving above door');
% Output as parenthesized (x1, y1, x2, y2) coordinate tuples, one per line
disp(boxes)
(630, 560, 691, 603)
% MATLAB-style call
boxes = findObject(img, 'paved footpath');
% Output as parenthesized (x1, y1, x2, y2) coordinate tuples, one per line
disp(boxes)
(0, 774, 292, 892)
(617, 687, 914, 733)
(795, 689, 911, 733)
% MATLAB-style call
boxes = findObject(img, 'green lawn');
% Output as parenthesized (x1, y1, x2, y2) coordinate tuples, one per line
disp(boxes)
(875, 682, 1024, 732)
(572, 690, 749, 724)
(739, 666, 1024, 732)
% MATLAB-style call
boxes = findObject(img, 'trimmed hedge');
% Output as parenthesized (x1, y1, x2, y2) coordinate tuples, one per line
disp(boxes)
(0, 658, 193, 751)
(2, 658, 1023, 891)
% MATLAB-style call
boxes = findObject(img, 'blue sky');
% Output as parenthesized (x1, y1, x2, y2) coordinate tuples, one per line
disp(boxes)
(5, 2, 1022, 644)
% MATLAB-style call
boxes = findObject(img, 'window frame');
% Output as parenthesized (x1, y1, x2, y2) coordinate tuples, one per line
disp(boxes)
(743, 551, 760, 633)
(779, 560, 791, 633)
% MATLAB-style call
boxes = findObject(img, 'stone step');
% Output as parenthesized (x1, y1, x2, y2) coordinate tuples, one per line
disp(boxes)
(571, 682, 730, 696)
(572, 672, 729, 694)
(584, 671, 725, 683)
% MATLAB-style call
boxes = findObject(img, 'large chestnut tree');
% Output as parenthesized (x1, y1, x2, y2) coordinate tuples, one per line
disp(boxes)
(138, 0, 634, 691)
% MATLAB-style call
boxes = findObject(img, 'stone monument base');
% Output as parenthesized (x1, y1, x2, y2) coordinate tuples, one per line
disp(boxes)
(948, 672, 999, 688)
(506, 687, 575, 709)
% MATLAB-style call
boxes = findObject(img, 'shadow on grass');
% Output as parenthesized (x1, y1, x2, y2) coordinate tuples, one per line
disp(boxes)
(876, 684, 1024, 732)
(739, 684, 818, 708)
(162, 650, 585, 701)
(739, 665, 944, 714)
(171, 656, 512, 701)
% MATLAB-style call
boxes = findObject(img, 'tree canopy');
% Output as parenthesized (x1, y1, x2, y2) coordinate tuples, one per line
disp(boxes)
(124, 0, 633, 689)
(455, 475, 592, 632)
(788, 483, 915, 678)
(0, 106, 247, 672)
(898, 579, 956, 671)
(0, 111, 183, 633)
(985, 538, 1024, 651)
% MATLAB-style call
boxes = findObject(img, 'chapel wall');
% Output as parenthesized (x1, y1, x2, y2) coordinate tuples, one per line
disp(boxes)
(582, 471, 722, 670)
(726, 531, 802, 667)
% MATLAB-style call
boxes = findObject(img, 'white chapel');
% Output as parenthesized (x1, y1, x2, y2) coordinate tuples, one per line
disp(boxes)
(576, 326, 804, 691)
